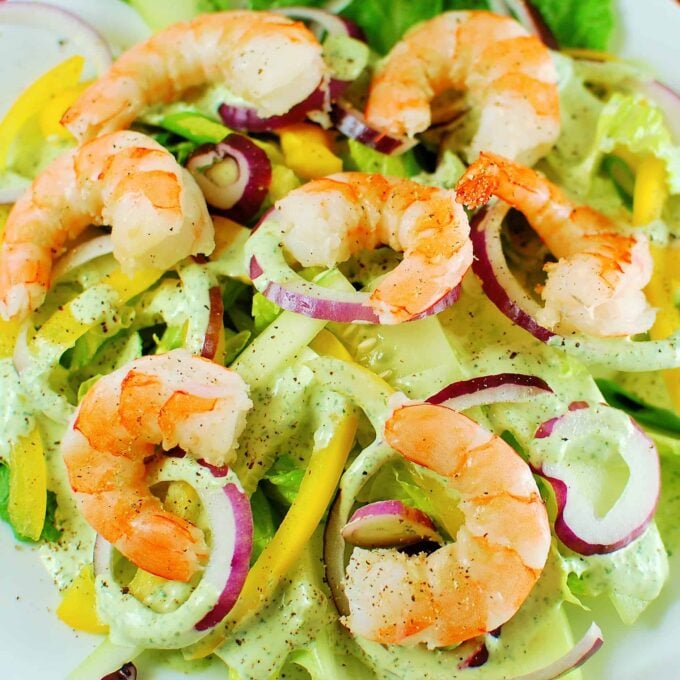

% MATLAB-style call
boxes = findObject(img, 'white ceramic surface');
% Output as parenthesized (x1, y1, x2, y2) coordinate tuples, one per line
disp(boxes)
(1, 0, 679, 678)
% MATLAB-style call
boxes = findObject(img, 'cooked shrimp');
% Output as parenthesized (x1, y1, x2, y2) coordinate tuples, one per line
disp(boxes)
(365, 11, 560, 165)
(272, 172, 473, 323)
(456, 151, 655, 336)
(60, 349, 252, 582)
(0, 130, 213, 321)
(62, 11, 326, 141)
(343, 402, 550, 648)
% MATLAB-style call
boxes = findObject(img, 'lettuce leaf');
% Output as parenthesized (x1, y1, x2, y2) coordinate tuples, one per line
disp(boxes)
(531, 0, 614, 50)
(344, 139, 420, 178)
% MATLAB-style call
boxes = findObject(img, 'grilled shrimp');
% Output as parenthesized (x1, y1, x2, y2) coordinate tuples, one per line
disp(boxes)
(272, 172, 472, 323)
(365, 11, 560, 165)
(61, 349, 252, 582)
(0, 130, 212, 321)
(62, 11, 326, 141)
(344, 403, 551, 647)
(456, 152, 655, 336)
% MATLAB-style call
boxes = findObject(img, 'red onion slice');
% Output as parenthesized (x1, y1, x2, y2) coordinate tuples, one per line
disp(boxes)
(186, 134, 271, 223)
(457, 638, 490, 669)
(427, 372, 552, 411)
(471, 202, 680, 371)
(531, 404, 660, 555)
(93, 457, 253, 648)
(0, 1, 112, 74)
(201, 286, 224, 361)
(342, 500, 441, 548)
(101, 662, 137, 680)
(274, 6, 366, 41)
(514, 623, 603, 680)
(218, 84, 325, 133)
(330, 100, 418, 155)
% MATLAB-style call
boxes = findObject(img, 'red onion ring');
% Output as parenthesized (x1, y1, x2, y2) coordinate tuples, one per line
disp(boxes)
(0, 1, 112, 74)
(93, 457, 253, 648)
(101, 662, 137, 680)
(274, 6, 366, 42)
(514, 623, 603, 680)
(218, 84, 325, 133)
(427, 372, 553, 411)
(532, 404, 660, 555)
(330, 100, 418, 155)
(186, 134, 271, 223)
(471, 202, 680, 371)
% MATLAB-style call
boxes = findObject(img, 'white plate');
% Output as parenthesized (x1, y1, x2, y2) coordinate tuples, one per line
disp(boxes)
(1, 0, 679, 677)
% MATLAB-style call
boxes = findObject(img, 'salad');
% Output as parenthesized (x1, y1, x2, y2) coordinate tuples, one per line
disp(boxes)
(0, 0, 679, 678)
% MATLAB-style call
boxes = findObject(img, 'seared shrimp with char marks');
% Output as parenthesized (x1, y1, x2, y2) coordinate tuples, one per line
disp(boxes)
(0, 130, 212, 321)
(456, 152, 655, 337)
(272, 172, 473, 323)
(343, 402, 551, 647)
(61, 349, 252, 582)
(62, 11, 327, 141)
(365, 11, 560, 165)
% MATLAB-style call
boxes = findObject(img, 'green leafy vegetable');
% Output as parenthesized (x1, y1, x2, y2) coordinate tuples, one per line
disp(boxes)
(223, 329, 251, 365)
(531, 0, 614, 50)
(264, 454, 305, 506)
(252, 292, 282, 334)
(596, 378, 680, 436)
(344, 139, 420, 178)
(249, 486, 277, 563)
(0, 464, 61, 543)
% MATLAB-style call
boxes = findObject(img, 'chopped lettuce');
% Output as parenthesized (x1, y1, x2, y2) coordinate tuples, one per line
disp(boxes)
(249, 486, 277, 563)
(264, 454, 305, 507)
(563, 524, 668, 624)
(531, 0, 614, 50)
(252, 292, 282, 335)
(344, 139, 420, 178)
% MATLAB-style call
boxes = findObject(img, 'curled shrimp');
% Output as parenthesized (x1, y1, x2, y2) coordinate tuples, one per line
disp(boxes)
(271, 172, 472, 323)
(62, 11, 326, 141)
(365, 11, 560, 165)
(61, 349, 252, 582)
(0, 130, 213, 321)
(456, 151, 655, 337)
(343, 402, 550, 648)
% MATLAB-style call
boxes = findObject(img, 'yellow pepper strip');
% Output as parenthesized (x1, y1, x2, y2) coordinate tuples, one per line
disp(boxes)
(8, 426, 46, 540)
(561, 48, 618, 62)
(0, 318, 20, 357)
(32, 268, 162, 349)
(186, 411, 358, 659)
(633, 156, 667, 226)
(0, 55, 84, 172)
(646, 244, 680, 410)
(39, 82, 91, 140)
(279, 123, 343, 179)
(57, 565, 109, 634)
(309, 328, 353, 361)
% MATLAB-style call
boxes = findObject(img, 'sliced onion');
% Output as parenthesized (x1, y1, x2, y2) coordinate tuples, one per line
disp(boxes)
(427, 372, 552, 411)
(93, 457, 253, 648)
(342, 500, 441, 548)
(457, 639, 489, 670)
(532, 404, 660, 555)
(186, 134, 271, 223)
(502, 0, 559, 49)
(201, 286, 224, 361)
(0, 1, 112, 74)
(330, 100, 418, 155)
(514, 623, 603, 680)
(11, 321, 31, 374)
(218, 84, 325, 133)
(471, 202, 680, 371)
(274, 6, 366, 41)
(101, 662, 137, 680)
(636, 80, 680, 142)
(52, 234, 113, 281)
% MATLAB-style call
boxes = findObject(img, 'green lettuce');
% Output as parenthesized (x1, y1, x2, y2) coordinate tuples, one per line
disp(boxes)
(531, 0, 614, 50)
(344, 139, 420, 178)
